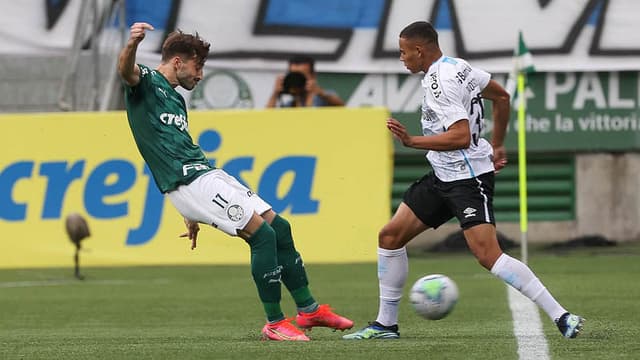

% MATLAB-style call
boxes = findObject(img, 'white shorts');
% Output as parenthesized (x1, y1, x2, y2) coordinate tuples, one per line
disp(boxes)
(167, 169, 271, 236)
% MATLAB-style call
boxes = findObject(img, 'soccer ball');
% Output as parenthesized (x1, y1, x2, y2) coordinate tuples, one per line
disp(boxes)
(409, 274, 459, 320)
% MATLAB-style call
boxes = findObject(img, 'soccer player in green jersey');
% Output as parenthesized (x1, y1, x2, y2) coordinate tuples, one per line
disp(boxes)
(117, 22, 353, 341)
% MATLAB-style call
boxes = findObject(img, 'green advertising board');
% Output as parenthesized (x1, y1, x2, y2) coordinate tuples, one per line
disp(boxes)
(321, 71, 640, 152)
(499, 71, 640, 152)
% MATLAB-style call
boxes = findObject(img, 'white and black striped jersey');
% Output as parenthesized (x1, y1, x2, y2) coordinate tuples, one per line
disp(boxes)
(420, 55, 494, 182)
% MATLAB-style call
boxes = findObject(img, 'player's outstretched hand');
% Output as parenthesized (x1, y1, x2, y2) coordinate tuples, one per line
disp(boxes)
(492, 145, 508, 173)
(180, 218, 200, 250)
(129, 22, 154, 44)
(386, 117, 412, 147)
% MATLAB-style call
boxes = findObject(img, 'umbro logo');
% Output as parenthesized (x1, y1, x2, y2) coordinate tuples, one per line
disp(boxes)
(463, 207, 477, 218)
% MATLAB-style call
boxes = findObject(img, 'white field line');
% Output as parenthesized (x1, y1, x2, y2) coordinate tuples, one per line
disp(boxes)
(0, 279, 169, 288)
(507, 286, 551, 360)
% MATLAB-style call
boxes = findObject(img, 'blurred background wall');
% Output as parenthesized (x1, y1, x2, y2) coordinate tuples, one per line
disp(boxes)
(1, 0, 639, 246)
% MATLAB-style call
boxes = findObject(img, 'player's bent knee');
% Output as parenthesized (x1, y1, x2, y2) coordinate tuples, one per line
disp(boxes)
(238, 212, 268, 239)
(260, 209, 277, 224)
(378, 227, 405, 250)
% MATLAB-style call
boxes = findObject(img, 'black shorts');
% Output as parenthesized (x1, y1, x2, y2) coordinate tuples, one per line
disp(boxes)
(402, 171, 495, 230)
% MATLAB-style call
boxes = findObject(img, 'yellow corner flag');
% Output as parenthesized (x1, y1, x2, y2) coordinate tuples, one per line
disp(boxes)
(509, 31, 535, 263)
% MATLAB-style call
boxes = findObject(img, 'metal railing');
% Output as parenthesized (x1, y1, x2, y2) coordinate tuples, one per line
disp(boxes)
(58, 0, 126, 111)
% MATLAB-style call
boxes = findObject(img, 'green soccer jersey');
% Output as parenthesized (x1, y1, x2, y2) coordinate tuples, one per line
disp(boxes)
(124, 64, 212, 193)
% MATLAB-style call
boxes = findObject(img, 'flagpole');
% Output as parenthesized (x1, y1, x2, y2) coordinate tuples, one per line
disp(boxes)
(517, 71, 528, 264)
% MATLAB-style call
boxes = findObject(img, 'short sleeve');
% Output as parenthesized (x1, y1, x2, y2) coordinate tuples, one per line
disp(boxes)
(475, 67, 491, 90)
(125, 64, 152, 96)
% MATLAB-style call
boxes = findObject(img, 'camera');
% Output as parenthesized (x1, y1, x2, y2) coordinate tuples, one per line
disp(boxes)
(281, 71, 307, 95)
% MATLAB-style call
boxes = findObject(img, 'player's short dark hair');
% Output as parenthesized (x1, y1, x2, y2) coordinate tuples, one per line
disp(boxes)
(400, 21, 439, 47)
(161, 30, 210, 68)
(288, 55, 315, 74)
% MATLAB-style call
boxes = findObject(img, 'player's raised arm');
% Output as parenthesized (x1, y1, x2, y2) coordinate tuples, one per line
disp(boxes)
(117, 22, 155, 87)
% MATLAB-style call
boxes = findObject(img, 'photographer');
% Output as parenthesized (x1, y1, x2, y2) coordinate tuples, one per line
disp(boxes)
(266, 55, 345, 108)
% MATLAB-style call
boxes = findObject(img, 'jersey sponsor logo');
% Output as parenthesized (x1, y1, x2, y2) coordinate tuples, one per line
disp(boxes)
(159, 112, 188, 131)
(428, 72, 442, 98)
(226, 204, 244, 222)
(182, 163, 210, 176)
(465, 78, 479, 92)
(455, 65, 472, 84)
(422, 107, 438, 123)
(463, 207, 477, 218)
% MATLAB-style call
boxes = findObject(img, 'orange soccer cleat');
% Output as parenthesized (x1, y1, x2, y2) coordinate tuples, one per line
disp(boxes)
(295, 304, 354, 331)
(262, 318, 310, 341)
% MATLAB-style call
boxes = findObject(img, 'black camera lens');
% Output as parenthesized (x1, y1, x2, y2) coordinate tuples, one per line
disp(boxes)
(282, 71, 307, 94)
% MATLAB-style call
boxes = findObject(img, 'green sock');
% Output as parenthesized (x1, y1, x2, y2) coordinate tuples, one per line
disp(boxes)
(263, 303, 285, 323)
(291, 287, 318, 313)
(247, 222, 283, 322)
(271, 215, 316, 309)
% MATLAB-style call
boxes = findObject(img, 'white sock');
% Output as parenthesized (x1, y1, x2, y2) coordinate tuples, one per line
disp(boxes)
(491, 253, 567, 321)
(375, 247, 408, 327)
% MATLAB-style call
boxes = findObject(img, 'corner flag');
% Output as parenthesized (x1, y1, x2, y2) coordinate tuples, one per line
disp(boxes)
(508, 31, 535, 264)
(505, 31, 535, 101)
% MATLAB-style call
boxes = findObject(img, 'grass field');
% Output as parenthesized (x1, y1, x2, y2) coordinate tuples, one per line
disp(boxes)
(1, 244, 639, 360)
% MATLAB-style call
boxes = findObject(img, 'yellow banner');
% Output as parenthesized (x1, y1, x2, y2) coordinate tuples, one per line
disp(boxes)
(0, 108, 392, 268)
